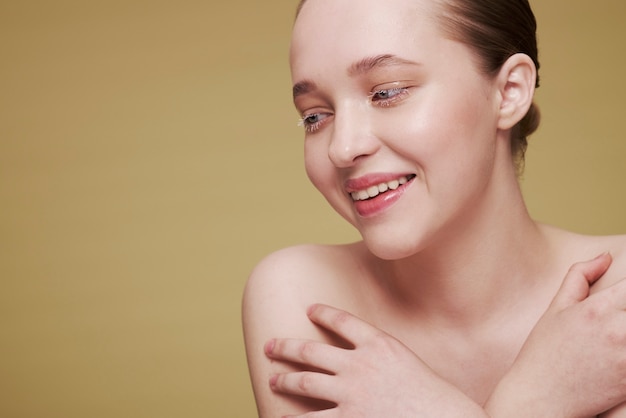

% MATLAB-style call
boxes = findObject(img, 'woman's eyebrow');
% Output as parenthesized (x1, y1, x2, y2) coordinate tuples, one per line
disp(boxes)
(292, 80, 316, 101)
(292, 54, 420, 101)
(347, 54, 421, 77)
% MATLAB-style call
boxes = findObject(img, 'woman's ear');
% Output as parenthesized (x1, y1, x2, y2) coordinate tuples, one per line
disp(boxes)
(496, 53, 537, 130)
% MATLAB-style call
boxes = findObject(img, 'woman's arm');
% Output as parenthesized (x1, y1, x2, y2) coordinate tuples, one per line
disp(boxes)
(258, 254, 626, 418)
(243, 248, 335, 417)
(484, 253, 626, 417)
(265, 303, 489, 418)
(242, 246, 487, 417)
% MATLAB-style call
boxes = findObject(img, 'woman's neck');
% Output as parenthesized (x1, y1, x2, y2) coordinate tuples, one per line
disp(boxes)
(373, 163, 557, 328)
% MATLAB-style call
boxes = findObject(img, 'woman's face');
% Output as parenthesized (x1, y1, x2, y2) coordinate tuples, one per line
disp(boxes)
(291, 0, 505, 259)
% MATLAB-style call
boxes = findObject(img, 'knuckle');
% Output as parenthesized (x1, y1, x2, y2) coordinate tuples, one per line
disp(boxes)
(582, 303, 601, 322)
(298, 341, 316, 361)
(297, 373, 314, 393)
(581, 298, 609, 322)
(331, 311, 351, 330)
(369, 331, 398, 357)
(606, 327, 626, 346)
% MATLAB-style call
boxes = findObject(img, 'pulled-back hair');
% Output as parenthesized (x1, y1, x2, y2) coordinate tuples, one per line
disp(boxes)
(295, 0, 541, 173)
(436, 0, 540, 173)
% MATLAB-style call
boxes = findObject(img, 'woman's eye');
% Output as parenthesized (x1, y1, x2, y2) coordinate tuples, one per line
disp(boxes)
(370, 87, 409, 106)
(298, 112, 330, 133)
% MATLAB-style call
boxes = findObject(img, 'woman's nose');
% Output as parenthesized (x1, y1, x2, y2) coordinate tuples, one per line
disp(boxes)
(328, 109, 380, 168)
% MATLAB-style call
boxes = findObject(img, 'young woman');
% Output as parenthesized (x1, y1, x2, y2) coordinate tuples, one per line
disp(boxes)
(243, 0, 626, 416)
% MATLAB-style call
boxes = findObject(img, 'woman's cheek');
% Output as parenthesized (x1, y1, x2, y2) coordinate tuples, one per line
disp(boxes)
(304, 143, 357, 225)
(304, 143, 327, 191)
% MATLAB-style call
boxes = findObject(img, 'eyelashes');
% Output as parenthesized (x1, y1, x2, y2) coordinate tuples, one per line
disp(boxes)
(298, 86, 411, 133)
(369, 87, 409, 106)
(297, 113, 329, 133)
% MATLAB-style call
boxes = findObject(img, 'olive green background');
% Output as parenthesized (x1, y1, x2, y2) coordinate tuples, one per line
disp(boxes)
(1, 1, 624, 417)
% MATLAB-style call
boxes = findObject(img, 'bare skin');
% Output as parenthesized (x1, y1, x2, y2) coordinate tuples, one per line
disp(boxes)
(242, 0, 626, 416)
(244, 234, 626, 417)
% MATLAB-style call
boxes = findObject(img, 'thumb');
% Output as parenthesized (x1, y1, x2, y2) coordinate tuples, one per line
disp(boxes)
(550, 252, 612, 309)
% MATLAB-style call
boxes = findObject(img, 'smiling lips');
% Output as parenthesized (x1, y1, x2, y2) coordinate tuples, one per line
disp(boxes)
(350, 174, 415, 201)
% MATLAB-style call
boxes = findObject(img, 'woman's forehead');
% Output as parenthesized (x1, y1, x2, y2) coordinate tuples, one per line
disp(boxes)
(293, 0, 437, 31)
(296, 0, 437, 17)
(290, 0, 441, 72)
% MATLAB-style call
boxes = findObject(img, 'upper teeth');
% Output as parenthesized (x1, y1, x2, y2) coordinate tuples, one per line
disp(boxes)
(350, 176, 410, 201)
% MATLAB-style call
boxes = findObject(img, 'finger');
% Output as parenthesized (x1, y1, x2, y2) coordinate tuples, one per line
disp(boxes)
(270, 370, 338, 402)
(307, 304, 380, 346)
(551, 252, 612, 309)
(265, 338, 344, 372)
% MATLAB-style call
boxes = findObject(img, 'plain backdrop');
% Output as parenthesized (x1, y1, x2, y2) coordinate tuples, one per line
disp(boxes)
(1, 1, 625, 416)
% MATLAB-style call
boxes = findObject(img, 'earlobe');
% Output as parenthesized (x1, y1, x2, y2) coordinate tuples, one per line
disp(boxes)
(497, 53, 537, 130)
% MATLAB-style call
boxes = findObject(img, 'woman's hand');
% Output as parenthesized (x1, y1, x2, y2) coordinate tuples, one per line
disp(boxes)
(265, 253, 626, 418)
(265, 304, 487, 418)
(486, 253, 626, 418)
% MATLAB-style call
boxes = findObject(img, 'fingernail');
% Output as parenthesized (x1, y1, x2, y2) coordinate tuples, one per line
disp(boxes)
(307, 304, 317, 315)
(264, 339, 275, 355)
(269, 374, 278, 388)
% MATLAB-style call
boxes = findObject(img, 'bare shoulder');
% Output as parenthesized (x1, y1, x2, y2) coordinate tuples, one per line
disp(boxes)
(243, 242, 366, 315)
(243, 242, 369, 343)
(242, 242, 367, 416)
